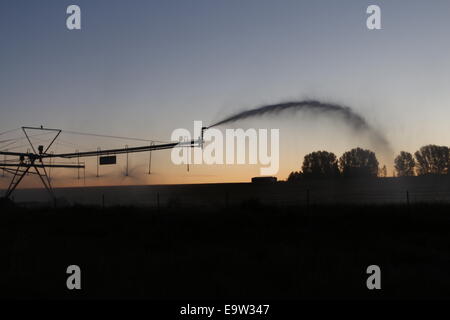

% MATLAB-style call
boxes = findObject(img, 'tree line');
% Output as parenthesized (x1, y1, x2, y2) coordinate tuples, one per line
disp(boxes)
(287, 145, 450, 181)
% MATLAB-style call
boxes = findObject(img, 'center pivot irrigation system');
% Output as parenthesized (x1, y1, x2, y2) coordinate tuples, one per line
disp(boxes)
(0, 126, 208, 202)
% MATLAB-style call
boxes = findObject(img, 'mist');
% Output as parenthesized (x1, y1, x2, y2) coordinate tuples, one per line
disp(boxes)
(210, 100, 391, 153)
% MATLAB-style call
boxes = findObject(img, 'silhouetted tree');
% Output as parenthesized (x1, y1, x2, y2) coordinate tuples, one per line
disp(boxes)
(414, 145, 449, 175)
(394, 151, 415, 177)
(287, 171, 302, 182)
(301, 151, 340, 179)
(379, 165, 387, 177)
(339, 147, 379, 178)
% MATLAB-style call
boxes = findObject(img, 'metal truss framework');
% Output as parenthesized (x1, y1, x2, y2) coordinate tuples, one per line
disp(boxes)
(0, 126, 202, 202)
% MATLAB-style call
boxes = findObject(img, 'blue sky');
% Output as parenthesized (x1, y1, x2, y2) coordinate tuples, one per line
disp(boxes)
(1, 0, 450, 185)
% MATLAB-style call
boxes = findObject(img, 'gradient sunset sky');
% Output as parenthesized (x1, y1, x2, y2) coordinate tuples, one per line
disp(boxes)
(1, 0, 450, 187)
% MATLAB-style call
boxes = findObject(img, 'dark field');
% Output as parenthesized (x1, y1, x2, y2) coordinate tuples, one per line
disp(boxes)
(5, 175, 450, 207)
(1, 200, 450, 299)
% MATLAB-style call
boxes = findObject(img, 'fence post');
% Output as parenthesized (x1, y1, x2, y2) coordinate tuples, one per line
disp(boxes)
(2, 151, 6, 177)
(148, 142, 153, 174)
(125, 145, 129, 176)
(225, 191, 229, 209)
(306, 189, 310, 209)
(96, 147, 100, 177)
(76, 149, 80, 179)
(157, 192, 160, 211)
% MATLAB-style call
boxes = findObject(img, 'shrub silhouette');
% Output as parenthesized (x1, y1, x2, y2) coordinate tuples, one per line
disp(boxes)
(287, 171, 302, 182)
(339, 147, 379, 178)
(394, 151, 415, 177)
(301, 151, 340, 179)
(414, 145, 449, 175)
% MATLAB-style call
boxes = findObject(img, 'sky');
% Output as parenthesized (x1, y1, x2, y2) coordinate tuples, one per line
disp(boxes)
(1, 0, 450, 187)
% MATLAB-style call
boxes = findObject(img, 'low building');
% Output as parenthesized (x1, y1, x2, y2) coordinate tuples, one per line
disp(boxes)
(251, 176, 277, 184)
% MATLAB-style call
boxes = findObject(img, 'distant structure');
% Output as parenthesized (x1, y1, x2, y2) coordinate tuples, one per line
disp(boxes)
(0, 126, 204, 202)
(251, 176, 277, 184)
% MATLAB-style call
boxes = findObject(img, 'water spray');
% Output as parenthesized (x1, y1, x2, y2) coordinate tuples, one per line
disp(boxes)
(209, 99, 391, 152)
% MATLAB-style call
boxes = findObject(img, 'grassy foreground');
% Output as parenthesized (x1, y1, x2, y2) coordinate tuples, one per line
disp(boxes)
(0, 203, 450, 299)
